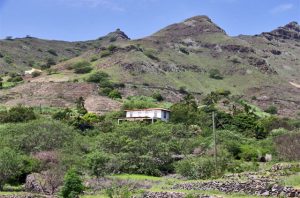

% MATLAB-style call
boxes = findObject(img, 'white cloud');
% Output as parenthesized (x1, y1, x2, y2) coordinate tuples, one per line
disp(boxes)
(58, 0, 124, 11)
(270, 3, 294, 14)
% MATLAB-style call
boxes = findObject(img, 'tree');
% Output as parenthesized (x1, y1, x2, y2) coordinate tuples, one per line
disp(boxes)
(0, 148, 23, 190)
(75, 97, 87, 115)
(87, 151, 112, 177)
(60, 169, 84, 198)
(46, 58, 56, 68)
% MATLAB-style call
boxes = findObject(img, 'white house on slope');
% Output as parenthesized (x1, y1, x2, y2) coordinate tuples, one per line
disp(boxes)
(118, 108, 170, 124)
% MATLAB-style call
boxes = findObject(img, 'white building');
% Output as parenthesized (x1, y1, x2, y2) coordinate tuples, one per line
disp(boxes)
(118, 108, 170, 124)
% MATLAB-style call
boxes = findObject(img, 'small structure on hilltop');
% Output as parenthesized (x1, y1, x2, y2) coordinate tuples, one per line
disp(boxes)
(118, 108, 170, 124)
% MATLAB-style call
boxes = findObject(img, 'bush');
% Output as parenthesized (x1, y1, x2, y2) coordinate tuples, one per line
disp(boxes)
(175, 157, 215, 179)
(71, 61, 91, 69)
(123, 96, 157, 110)
(100, 50, 111, 58)
(108, 89, 122, 99)
(239, 144, 265, 161)
(87, 151, 114, 177)
(143, 50, 159, 61)
(100, 87, 113, 96)
(69, 61, 93, 74)
(0, 148, 23, 190)
(0, 105, 36, 123)
(4, 56, 13, 64)
(179, 86, 187, 94)
(7, 76, 23, 82)
(74, 66, 92, 74)
(47, 49, 58, 56)
(151, 92, 164, 101)
(31, 71, 41, 78)
(41, 58, 56, 69)
(105, 185, 132, 198)
(108, 45, 117, 52)
(179, 47, 189, 55)
(86, 71, 110, 83)
(274, 131, 300, 160)
(60, 169, 84, 198)
(265, 105, 278, 114)
(0, 119, 77, 153)
(209, 69, 223, 80)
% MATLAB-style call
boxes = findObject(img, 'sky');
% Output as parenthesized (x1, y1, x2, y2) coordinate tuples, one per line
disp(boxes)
(0, 0, 299, 41)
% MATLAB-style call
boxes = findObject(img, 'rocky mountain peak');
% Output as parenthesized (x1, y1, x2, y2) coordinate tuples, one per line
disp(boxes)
(150, 15, 226, 40)
(262, 21, 300, 41)
(105, 28, 130, 41)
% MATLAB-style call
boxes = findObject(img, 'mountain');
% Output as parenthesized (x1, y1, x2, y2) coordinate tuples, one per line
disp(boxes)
(0, 16, 299, 117)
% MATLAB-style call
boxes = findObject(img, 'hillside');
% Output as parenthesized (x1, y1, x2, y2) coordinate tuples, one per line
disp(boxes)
(0, 16, 299, 116)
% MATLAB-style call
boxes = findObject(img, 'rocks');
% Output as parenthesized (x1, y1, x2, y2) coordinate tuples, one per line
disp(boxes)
(173, 179, 300, 197)
(221, 44, 255, 53)
(0, 195, 47, 198)
(142, 192, 222, 198)
(142, 192, 185, 198)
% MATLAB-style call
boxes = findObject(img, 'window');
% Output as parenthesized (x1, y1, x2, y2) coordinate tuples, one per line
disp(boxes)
(154, 111, 157, 117)
(130, 112, 133, 117)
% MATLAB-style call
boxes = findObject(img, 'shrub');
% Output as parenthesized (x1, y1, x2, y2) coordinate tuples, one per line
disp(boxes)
(90, 56, 98, 62)
(47, 49, 58, 56)
(209, 69, 223, 80)
(4, 56, 13, 64)
(31, 71, 41, 78)
(151, 92, 164, 101)
(265, 105, 278, 114)
(179, 86, 187, 94)
(41, 58, 56, 69)
(87, 151, 114, 177)
(105, 185, 132, 198)
(100, 87, 113, 96)
(71, 61, 91, 69)
(122, 96, 157, 110)
(179, 47, 189, 55)
(7, 76, 23, 82)
(175, 157, 215, 179)
(52, 108, 72, 120)
(69, 60, 93, 74)
(0, 148, 23, 190)
(74, 66, 92, 74)
(274, 131, 300, 160)
(0, 105, 36, 123)
(109, 37, 117, 42)
(107, 45, 117, 52)
(143, 50, 159, 61)
(239, 144, 265, 161)
(60, 169, 84, 198)
(100, 50, 111, 58)
(86, 71, 110, 83)
(108, 89, 122, 99)
(0, 119, 76, 153)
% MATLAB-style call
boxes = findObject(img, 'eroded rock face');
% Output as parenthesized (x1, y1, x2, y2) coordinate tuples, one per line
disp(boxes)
(262, 21, 300, 41)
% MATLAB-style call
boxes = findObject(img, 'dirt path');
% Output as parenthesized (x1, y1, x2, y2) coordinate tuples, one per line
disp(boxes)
(289, 81, 300, 88)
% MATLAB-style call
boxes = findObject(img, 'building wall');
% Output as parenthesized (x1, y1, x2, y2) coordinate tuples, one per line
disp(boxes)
(126, 110, 170, 121)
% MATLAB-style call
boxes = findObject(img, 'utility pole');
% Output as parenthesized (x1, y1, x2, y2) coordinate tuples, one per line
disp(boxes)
(212, 111, 217, 176)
